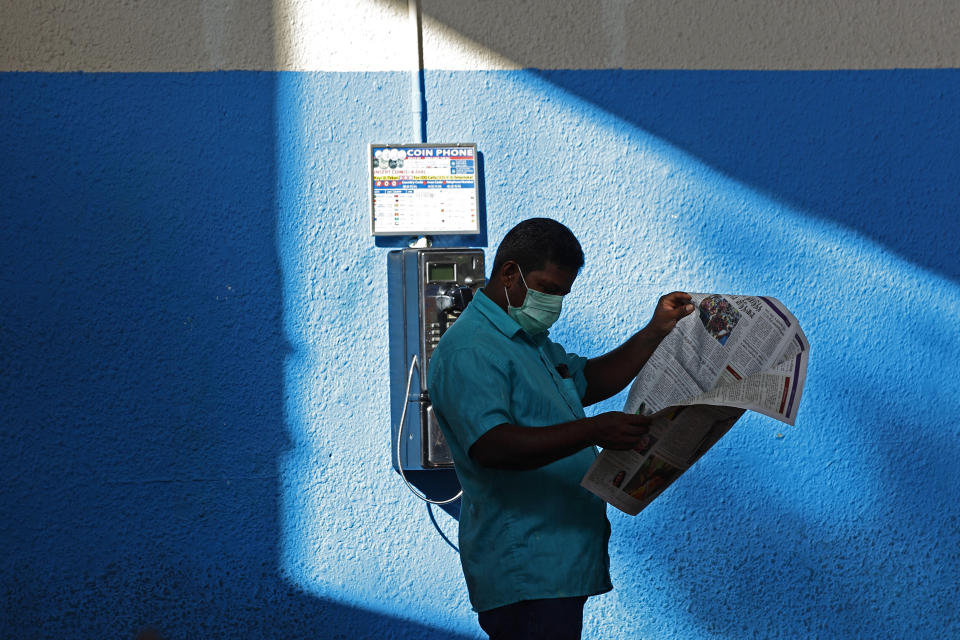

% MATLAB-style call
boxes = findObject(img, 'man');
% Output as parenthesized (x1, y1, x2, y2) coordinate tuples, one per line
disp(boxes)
(428, 218, 694, 640)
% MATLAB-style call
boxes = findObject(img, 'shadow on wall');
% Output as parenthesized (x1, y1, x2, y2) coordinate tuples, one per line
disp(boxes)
(532, 69, 960, 282)
(0, 72, 469, 639)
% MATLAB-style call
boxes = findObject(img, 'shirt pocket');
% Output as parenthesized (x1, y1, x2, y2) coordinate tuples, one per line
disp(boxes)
(531, 346, 584, 419)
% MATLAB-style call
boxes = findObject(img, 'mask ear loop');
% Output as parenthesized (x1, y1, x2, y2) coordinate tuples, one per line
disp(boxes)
(504, 266, 527, 308)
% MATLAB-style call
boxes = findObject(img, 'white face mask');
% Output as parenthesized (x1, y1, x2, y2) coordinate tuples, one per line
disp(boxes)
(505, 269, 564, 335)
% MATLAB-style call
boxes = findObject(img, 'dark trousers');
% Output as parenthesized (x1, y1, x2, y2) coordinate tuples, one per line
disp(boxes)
(477, 596, 588, 640)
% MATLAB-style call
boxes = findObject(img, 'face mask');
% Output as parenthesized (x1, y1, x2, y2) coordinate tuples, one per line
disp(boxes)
(505, 269, 564, 335)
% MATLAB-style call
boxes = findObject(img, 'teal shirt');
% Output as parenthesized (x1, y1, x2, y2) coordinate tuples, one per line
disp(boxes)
(427, 289, 612, 612)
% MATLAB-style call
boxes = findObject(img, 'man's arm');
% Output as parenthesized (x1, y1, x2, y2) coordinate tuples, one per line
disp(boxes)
(469, 412, 651, 470)
(581, 291, 694, 406)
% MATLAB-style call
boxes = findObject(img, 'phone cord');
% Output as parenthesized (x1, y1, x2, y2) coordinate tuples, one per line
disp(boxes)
(397, 354, 463, 505)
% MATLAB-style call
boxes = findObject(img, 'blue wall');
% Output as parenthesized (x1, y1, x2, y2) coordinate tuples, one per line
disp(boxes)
(2, 69, 959, 638)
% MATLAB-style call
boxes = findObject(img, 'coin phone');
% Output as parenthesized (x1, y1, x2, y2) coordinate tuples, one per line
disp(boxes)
(371, 141, 482, 506)
(388, 248, 484, 472)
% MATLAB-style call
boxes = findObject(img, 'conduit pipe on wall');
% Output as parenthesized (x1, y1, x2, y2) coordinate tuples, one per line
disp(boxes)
(408, 0, 426, 142)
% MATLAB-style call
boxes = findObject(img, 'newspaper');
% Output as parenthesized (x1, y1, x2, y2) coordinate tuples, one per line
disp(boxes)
(581, 294, 809, 516)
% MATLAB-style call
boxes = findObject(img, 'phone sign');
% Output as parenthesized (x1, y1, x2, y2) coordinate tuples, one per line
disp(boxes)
(369, 143, 479, 236)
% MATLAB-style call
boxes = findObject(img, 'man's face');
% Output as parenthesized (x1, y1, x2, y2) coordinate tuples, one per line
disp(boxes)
(504, 260, 578, 307)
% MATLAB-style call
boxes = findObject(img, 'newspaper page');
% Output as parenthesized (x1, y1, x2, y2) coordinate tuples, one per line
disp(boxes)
(581, 294, 809, 516)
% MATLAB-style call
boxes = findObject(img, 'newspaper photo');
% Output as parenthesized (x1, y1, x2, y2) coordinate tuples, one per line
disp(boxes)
(581, 294, 809, 516)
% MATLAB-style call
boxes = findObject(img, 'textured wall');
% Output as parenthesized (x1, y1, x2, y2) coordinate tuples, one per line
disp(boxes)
(2, 2, 959, 639)
(7, 0, 960, 71)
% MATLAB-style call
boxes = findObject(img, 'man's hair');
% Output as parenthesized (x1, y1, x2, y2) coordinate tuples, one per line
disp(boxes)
(490, 218, 584, 277)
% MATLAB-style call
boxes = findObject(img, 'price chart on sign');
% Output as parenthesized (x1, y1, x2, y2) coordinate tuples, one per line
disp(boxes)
(369, 144, 479, 235)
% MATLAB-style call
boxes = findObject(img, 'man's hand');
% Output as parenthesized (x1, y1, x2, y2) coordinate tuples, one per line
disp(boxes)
(587, 411, 651, 450)
(647, 291, 695, 339)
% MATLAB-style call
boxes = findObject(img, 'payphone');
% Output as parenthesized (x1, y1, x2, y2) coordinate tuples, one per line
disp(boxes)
(371, 141, 482, 506)
(388, 248, 484, 472)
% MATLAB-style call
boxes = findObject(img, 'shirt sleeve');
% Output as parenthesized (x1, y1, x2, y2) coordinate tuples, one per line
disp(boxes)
(428, 346, 515, 453)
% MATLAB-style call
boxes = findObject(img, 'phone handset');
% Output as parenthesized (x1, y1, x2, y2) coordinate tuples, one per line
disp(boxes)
(436, 283, 474, 334)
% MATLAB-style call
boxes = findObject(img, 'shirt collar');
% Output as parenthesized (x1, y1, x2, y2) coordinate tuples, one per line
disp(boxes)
(472, 289, 548, 345)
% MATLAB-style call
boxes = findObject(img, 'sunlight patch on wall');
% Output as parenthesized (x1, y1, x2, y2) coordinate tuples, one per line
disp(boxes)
(270, 0, 514, 72)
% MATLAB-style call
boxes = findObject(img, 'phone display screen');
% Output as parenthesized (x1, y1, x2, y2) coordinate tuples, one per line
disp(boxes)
(428, 263, 456, 282)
